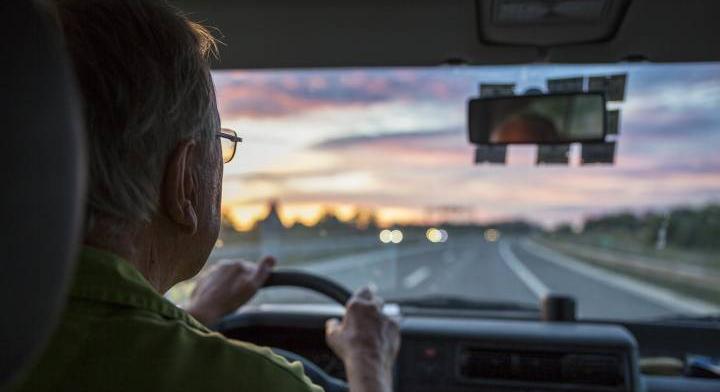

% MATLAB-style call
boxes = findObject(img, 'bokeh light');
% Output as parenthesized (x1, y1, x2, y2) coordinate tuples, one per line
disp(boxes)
(426, 228, 449, 243)
(484, 229, 501, 242)
(379, 229, 393, 243)
(390, 229, 403, 244)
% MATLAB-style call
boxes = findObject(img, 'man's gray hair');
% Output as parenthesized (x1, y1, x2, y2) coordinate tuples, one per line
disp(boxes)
(54, 0, 220, 226)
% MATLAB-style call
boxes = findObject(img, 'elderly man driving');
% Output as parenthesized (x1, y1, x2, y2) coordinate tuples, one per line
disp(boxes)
(16, 0, 399, 391)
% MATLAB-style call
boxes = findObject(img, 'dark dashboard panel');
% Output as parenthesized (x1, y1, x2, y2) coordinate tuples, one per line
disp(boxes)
(644, 376, 720, 392)
(217, 310, 348, 379)
(397, 317, 639, 392)
(216, 308, 720, 392)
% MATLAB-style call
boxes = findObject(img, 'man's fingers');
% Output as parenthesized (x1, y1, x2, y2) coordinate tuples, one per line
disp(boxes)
(325, 318, 341, 336)
(352, 286, 384, 310)
(355, 286, 373, 301)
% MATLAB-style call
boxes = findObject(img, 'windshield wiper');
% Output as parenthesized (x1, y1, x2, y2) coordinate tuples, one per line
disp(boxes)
(387, 294, 539, 312)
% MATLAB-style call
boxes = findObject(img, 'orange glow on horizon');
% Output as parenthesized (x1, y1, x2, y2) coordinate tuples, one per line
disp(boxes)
(332, 204, 358, 222)
(224, 204, 268, 232)
(279, 204, 325, 227)
(222, 202, 428, 232)
(374, 207, 424, 228)
(223, 203, 337, 231)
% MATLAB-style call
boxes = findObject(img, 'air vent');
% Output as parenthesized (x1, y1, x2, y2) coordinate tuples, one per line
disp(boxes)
(459, 348, 625, 388)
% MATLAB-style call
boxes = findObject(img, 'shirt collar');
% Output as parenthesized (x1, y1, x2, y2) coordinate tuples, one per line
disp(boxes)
(70, 246, 207, 331)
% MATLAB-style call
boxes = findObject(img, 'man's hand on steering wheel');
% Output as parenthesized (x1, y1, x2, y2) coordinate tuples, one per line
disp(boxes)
(326, 287, 401, 392)
(186, 261, 400, 392)
(185, 256, 276, 326)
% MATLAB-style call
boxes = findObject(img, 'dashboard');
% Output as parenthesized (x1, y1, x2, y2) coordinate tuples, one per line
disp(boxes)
(215, 304, 720, 392)
(398, 317, 638, 392)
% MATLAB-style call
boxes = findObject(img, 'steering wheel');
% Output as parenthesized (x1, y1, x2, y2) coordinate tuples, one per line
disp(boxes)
(262, 270, 353, 305)
(259, 270, 353, 392)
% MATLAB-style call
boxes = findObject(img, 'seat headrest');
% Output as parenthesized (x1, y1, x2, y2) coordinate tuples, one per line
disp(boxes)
(0, 0, 86, 388)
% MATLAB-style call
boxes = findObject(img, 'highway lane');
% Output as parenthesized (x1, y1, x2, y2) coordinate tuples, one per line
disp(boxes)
(388, 237, 538, 307)
(249, 234, 718, 320)
(509, 239, 684, 319)
(514, 239, 718, 317)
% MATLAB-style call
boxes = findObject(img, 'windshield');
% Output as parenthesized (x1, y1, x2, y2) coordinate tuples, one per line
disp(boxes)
(167, 63, 720, 321)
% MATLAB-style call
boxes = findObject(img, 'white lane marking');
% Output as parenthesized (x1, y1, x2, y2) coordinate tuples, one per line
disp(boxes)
(521, 239, 720, 315)
(498, 240, 550, 299)
(403, 266, 432, 289)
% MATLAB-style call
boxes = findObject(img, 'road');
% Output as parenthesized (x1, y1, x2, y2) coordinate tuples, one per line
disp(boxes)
(247, 234, 719, 320)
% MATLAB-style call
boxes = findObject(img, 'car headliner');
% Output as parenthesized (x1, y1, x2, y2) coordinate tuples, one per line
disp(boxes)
(171, 0, 720, 70)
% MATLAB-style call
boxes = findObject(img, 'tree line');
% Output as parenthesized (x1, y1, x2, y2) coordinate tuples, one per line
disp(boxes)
(565, 204, 720, 250)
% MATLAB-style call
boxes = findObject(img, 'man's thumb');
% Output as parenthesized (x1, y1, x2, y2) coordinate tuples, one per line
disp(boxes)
(255, 256, 276, 280)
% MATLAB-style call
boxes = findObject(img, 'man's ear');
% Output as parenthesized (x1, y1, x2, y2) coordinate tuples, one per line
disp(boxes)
(161, 140, 198, 235)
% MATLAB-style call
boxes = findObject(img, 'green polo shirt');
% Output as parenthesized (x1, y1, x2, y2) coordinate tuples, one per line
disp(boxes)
(15, 247, 323, 392)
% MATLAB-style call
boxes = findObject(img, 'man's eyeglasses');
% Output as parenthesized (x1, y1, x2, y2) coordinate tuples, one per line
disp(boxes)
(218, 128, 242, 164)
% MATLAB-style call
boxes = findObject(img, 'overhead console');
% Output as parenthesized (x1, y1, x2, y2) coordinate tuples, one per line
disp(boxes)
(397, 317, 640, 392)
(477, 0, 631, 46)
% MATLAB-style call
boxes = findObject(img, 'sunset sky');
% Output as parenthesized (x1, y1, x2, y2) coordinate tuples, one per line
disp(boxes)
(213, 63, 720, 231)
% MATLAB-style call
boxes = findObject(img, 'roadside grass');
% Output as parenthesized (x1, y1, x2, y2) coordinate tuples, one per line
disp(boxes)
(552, 231, 720, 271)
(537, 235, 720, 306)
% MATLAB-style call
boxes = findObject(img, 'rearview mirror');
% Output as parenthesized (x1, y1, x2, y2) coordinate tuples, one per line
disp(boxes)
(468, 93, 606, 145)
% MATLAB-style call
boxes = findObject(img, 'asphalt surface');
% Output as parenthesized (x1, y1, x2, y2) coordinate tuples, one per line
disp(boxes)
(249, 234, 719, 320)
